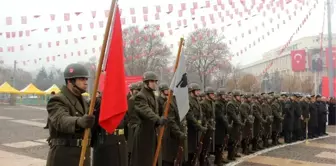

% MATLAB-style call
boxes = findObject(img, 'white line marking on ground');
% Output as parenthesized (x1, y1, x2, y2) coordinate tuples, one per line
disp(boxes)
(2, 141, 45, 148)
(34, 139, 47, 144)
(20, 105, 46, 111)
(0, 149, 45, 166)
(316, 151, 336, 160)
(30, 119, 45, 121)
(10, 120, 45, 128)
(0, 116, 14, 120)
(228, 135, 332, 166)
(3, 107, 23, 110)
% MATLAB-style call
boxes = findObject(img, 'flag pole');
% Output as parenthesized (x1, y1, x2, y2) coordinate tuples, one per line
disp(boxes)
(78, 0, 117, 165)
(152, 38, 185, 166)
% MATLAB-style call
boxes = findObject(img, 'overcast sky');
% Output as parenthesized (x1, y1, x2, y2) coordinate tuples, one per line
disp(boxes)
(0, 0, 335, 72)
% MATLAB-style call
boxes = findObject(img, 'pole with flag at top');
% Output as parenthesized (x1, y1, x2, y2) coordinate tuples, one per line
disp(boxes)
(152, 38, 185, 166)
(78, 0, 122, 165)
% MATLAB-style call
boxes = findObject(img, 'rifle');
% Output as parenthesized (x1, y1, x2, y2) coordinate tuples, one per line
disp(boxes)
(191, 133, 205, 166)
(173, 141, 184, 166)
(200, 128, 214, 166)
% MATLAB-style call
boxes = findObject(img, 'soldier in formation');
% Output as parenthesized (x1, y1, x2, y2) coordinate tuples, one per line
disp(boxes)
(46, 66, 329, 166)
(46, 63, 94, 166)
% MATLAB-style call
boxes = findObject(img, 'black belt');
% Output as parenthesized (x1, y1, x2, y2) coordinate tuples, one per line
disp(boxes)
(104, 129, 124, 136)
(50, 138, 90, 147)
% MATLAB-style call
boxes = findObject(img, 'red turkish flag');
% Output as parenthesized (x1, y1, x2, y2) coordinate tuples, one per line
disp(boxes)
(130, 8, 135, 15)
(50, 14, 55, 21)
(142, 7, 148, 14)
(57, 26, 62, 33)
(322, 77, 336, 97)
(168, 4, 173, 13)
(143, 15, 148, 21)
(181, 3, 186, 10)
(193, 2, 198, 9)
(78, 24, 82, 30)
(325, 47, 336, 69)
(291, 50, 306, 71)
(99, 6, 127, 134)
(91, 11, 96, 18)
(67, 25, 72, 32)
(64, 13, 70, 21)
(21, 16, 27, 24)
(206, 1, 211, 7)
(6, 17, 12, 25)
(156, 6, 161, 12)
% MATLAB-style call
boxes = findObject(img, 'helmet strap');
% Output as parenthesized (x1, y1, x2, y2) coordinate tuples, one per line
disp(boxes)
(70, 79, 86, 95)
(144, 81, 155, 91)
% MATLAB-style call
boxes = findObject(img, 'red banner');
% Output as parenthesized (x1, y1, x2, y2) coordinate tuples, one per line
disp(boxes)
(291, 49, 306, 72)
(322, 77, 336, 97)
(325, 47, 336, 69)
(99, 73, 142, 93)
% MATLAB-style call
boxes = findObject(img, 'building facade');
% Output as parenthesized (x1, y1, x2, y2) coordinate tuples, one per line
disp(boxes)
(240, 34, 336, 77)
(238, 34, 336, 93)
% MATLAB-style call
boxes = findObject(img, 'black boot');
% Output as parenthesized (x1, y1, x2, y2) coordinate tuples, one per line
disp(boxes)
(227, 141, 236, 161)
(214, 146, 223, 165)
(241, 139, 248, 155)
(271, 132, 277, 146)
(252, 137, 258, 151)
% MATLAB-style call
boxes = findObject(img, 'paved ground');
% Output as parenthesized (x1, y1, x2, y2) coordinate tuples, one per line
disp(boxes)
(0, 104, 335, 166)
(0, 105, 48, 166)
(232, 126, 336, 166)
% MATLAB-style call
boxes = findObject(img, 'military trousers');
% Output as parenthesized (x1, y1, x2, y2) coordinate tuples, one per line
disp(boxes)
(46, 144, 90, 166)
(284, 131, 292, 143)
(92, 135, 127, 166)
(318, 121, 327, 136)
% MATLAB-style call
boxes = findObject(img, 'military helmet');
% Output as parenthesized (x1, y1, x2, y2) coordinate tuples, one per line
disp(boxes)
(268, 91, 274, 96)
(159, 83, 169, 91)
(143, 71, 158, 81)
(64, 63, 89, 79)
(199, 92, 206, 97)
(267, 96, 274, 100)
(217, 88, 226, 95)
(188, 83, 200, 92)
(136, 81, 143, 90)
(205, 87, 215, 94)
(274, 94, 281, 99)
(129, 83, 138, 90)
(243, 92, 252, 98)
(232, 90, 241, 96)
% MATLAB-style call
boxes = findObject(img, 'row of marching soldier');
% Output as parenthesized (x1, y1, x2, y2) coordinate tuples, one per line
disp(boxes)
(45, 64, 331, 166)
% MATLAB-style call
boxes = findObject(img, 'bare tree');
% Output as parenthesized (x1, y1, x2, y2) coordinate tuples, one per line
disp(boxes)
(281, 74, 302, 93)
(238, 73, 258, 92)
(0, 65, 33, 90)
(123, 25, 171, 76)
(185, 28, 231, 89)
(211, 61, 233, 88)
(301, 76, 314, 94)
(225, 79, 236, 92)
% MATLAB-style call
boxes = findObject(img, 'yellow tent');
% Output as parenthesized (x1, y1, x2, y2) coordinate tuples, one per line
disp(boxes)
(45, 84, 60, 94)
(82, 92, 90, 96)
(20, 83, 46, 95)
(0, 82, 20, 94)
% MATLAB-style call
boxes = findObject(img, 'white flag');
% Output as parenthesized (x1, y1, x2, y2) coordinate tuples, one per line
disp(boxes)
(170, 49, 189, 120)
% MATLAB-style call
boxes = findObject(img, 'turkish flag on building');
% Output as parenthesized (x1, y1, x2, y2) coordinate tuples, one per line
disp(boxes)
(99, 6, 128, 134)
(325, 47, 336, 68)
(322, 77, 336, 97)
(291, 49, 306, 72)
